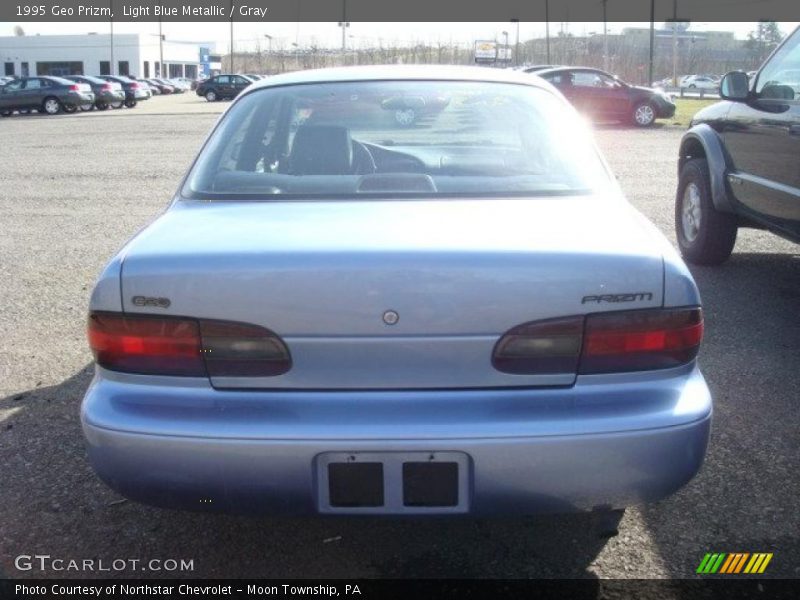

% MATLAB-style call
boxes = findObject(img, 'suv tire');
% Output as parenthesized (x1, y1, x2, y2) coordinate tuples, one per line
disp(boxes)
(676, 158, 738, 265)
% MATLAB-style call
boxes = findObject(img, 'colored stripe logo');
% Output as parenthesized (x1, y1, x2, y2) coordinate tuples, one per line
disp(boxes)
(697, 552, 773, 574)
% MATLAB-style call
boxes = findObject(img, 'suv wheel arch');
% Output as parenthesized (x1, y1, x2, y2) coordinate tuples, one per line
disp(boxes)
(678, 124, 736, 214)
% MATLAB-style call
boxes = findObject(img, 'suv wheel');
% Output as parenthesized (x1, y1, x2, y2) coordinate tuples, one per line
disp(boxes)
(632, 102, 656, 127)
(675, 158, 738, 265)
(124, 99, 137, 108)
(205, 90, 218, 102)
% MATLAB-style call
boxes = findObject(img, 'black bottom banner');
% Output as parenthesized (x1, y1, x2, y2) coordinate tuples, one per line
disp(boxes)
(2, 579, 800, 600)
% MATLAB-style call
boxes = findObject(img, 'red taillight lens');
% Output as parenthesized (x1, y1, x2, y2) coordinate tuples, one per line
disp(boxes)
(129, 82, 139, 89)
(68, 84, 79, 91)
(492, 308, 703, 376)
(579, 308, 703, 374)
(492, 316, 584, 374)
(88, 313, 204, 376)
(101, 83, 111, 91)
(88, 312, 292, 377)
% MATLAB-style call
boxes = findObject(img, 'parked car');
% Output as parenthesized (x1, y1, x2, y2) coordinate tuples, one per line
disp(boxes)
(167, 78, 191, 92)
(146, 78, 174, 94)
(680, 75, 719, 92)
(141, 79, 161, 96)
(97, 75, 151, 107)
(196, 74, 254, 101)
(536, 66, 676, 126)
(156, 78, 182, 93)
(244, 73, 264, 81)
(675, 26, 800, 265)
(380, 92, 451, 126)
(522, 65, 561, 73)
(65, 75, 125, 110)
(0, 76, 94, 116)
(83, 66, 710, 516)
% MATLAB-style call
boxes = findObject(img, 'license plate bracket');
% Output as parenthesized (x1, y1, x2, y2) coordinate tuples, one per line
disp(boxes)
(316, 451, 470, 514)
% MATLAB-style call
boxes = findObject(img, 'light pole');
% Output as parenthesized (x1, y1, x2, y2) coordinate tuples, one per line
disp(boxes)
(264, 34, 272, 73)
(545, 0, 550, 64)
(502, 30, 509, 65)
(110, 2, 114, 76)
(602, 0, 609, 72)
(648, 0, 655, 86)
(158, 18, 164, 77)
(291, 42, 299, 70)
(229, 0, 234, 73)
(338, 0, 349, 62)
(511, 19, 520, 66)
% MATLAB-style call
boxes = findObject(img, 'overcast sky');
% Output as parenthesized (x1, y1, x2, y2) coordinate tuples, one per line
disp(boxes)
(1, 22, 797, 51)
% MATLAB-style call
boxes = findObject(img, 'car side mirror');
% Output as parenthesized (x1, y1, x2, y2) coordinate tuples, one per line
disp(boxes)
(719, 71, 749, 101)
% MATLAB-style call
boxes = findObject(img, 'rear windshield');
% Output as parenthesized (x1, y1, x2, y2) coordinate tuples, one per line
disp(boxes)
(183, 80, 611, 200)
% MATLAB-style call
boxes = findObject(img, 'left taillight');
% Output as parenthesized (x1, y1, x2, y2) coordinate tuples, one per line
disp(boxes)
(68, 84, 80, 92)
(88, 312, 291, 378)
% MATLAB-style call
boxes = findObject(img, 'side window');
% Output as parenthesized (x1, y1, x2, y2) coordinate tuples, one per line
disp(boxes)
(5, 80, 23, 92)
(756, 29, 800, 101)
(25, 79, 42, 90)
(234, 76, 249, 86)
(572, 72, 604, 88)
(216, 76, 230, 85)
(544, 73, 573, 86)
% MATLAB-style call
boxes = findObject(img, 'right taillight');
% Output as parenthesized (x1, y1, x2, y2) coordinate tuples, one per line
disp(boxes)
(88, 312, 291, 378)
(579, 308, 703, 374)
(492, 308, 702, 376)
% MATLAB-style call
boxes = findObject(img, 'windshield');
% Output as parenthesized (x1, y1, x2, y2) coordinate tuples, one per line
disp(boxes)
(183, 80, 611, 200)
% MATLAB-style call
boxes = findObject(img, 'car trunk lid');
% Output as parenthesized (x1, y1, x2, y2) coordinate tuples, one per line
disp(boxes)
(120, 197, 664, 389)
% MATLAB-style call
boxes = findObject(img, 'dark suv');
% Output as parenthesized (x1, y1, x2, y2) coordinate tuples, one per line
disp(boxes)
(676, 26, 800, 264)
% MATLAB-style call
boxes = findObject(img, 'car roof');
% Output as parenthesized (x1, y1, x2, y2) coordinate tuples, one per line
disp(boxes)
(535, 66, 611, 76)
(246, 65, 553, 91)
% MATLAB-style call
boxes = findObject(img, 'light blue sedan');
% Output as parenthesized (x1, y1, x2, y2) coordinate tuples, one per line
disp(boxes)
(82, 66, 711, 516)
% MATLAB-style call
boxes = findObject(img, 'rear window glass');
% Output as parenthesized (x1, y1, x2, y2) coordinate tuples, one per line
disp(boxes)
(183, 80, 611, 200)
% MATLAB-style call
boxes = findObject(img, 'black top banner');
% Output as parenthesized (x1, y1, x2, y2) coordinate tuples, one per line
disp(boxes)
(2, 0, 799, 22)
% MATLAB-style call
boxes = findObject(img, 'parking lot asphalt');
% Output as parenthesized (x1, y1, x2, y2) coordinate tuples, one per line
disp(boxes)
(0, 95, 798, 580)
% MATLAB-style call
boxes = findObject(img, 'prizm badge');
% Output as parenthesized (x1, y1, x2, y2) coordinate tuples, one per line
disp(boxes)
(132, 296, 171, 308)
(581, 292, 654, 304)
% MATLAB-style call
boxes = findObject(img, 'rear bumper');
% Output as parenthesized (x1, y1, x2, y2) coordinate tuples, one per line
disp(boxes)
(81, 364, 712, 515)
(97, 90, 125, 103)
(64, 92, 95, 106)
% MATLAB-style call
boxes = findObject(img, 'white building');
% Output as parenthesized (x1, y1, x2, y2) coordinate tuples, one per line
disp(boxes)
(0, 33, 221, 79)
